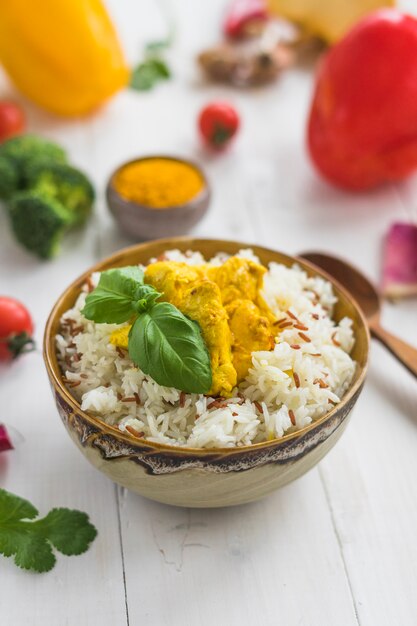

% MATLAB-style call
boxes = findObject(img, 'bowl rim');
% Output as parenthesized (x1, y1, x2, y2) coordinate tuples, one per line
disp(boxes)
(43, 237, 370, 456)
(106, 155, 211, 212)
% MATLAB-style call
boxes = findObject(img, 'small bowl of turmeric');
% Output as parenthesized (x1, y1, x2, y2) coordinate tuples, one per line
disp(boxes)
(106, 156, 211, 240)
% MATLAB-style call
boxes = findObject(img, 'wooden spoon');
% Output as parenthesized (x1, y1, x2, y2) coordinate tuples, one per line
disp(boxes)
(299, 251, 417, 379)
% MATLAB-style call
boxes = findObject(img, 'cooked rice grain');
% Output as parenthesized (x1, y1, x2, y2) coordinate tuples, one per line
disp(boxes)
(57, 249, 356, 448)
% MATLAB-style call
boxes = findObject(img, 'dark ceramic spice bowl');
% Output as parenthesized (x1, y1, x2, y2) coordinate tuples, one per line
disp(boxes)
(106, 156, 211, 240)
(44, 238, 369, 508)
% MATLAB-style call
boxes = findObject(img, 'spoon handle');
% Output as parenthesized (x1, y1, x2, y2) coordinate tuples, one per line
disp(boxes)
(371, 323, 417, 378)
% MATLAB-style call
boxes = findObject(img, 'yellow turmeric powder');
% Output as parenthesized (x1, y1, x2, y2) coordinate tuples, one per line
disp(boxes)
(113, 158, 204, 209)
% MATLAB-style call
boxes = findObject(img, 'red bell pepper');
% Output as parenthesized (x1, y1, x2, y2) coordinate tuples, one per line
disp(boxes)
(308, 10, 417, 190)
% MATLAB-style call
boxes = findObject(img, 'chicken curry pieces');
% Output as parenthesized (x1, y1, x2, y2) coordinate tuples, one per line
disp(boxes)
(110, 256, 276, 396)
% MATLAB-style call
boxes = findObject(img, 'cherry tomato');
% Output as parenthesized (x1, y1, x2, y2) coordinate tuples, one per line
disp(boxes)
(0, 297, 35, 361)
(0, 100, 26, 143)
(198, 102, 240, 150)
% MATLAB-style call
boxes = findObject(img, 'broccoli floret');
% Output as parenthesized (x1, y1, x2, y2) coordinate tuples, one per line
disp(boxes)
(8, 191, 73, 259)
(25, 162, 94, 225)
(1, 136, 94, 260)
(0, 134, 68, 192)
(0, 156, 19, 200)
(0, 134, 67, 169)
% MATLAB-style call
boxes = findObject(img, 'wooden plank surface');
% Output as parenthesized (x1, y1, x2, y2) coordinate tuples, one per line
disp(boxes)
(119, 474, 359, 626)
(0, 120, 129, 623)
(1, 1, 417, 625)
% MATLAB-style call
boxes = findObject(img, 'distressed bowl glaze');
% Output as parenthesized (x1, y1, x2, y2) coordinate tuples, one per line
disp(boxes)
(44, 238, 369, 508)
(106, 156, 211, 240)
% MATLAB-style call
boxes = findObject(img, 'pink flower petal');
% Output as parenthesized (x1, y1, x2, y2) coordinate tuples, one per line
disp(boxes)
(382, 222, 417, 299)
(0, 424, 14, 452)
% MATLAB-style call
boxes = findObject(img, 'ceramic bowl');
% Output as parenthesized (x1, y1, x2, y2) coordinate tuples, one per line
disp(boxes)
(106, 156, 211, 240)
(44, 238, 369, 508)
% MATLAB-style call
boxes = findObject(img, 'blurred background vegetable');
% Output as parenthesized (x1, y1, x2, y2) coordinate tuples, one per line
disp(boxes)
(307, 10, 417, 190)
(130, 56, 171, 92)
(9, 193, 76, 260)
(0, 156, 19, 200)
(198, 102, 240, 150)
(223, 0, 268, 39)
(382, 223, 417, 299)
(0, 296, 34, 361)
(198, 35, 294, 87)
(267, 0, 394, 42)
(25, 163, 95, 226)
(0, 425, 14, 452)
(0, 135, 95, 258)
(0, 0, 128, 116)
(199, 2, 297, 88)
(129, 0, 174, 92)
(0, 100, 25, 142)
(0, 135, 67, 200)
(0, 424, 24, 452)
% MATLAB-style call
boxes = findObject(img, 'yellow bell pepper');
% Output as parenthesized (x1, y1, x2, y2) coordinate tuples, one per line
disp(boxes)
(268, 0, 395, 43)
(0, 0, 129, 116)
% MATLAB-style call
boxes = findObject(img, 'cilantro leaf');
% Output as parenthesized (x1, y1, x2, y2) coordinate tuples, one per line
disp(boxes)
(34, 508, 98, 556)
(82, 266, 145, 323)
(11, 533, 56, 573)
(0, 489, 97, 573)
(0, 489, 38, 523)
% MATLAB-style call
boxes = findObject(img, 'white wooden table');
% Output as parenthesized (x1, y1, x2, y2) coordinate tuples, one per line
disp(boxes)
(1, 1, 417, 624)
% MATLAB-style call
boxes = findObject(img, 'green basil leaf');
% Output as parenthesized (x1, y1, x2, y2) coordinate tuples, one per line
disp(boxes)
(128, 302, 212, 393)
(133, 284, 162, 313)
(82, 266, 144, 324)
(135, 284, 161, 304)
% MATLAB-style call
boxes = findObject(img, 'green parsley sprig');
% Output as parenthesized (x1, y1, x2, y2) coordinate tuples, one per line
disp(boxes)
(130, 0, 174, 92)
(0, 489, 97, 573)
(130, 54, 171, 92)
(82, 267, 212, 394)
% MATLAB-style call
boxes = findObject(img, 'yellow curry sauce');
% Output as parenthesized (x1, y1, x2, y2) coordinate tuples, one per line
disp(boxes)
(110, 256, 276, 396)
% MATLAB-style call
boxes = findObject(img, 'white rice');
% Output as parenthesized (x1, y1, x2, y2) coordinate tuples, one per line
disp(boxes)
(56, 249, 356, 448)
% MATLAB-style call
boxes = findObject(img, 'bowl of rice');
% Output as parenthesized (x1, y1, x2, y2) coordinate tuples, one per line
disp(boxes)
(44, 238, 369, 507)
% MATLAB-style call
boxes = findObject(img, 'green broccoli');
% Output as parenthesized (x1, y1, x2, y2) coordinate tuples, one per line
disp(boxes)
(8, 191, 73, 259)
(0, 156, 19, 200)
(25, 162, 95, 225)
(0, 135, 67, 170)
(1, 134, 95, 260)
